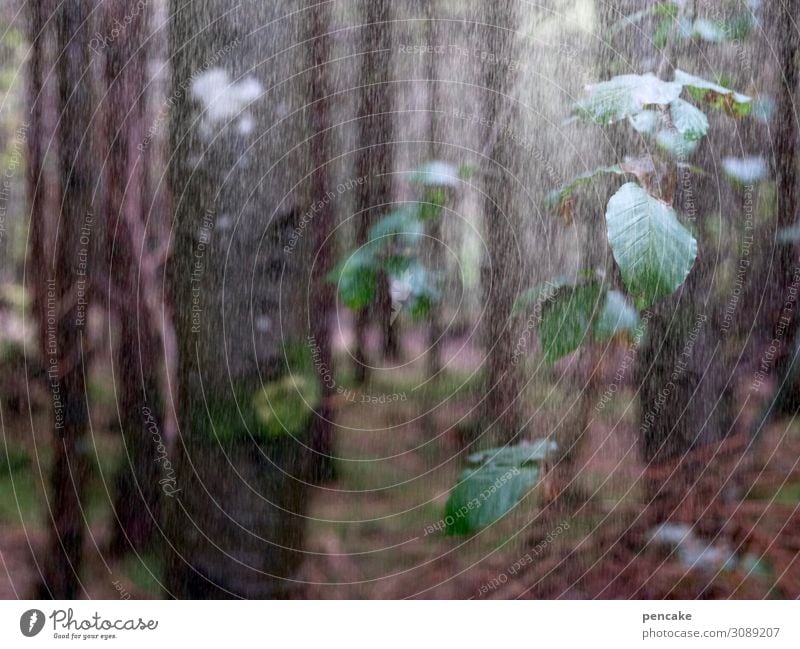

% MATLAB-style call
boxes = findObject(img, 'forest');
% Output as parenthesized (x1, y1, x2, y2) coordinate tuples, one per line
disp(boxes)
(0, 0, 799, 600)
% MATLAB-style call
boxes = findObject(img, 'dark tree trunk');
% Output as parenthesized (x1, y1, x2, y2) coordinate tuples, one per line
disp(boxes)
(36, 0, 96, 599)
(353, 0, 396, 383)
(101, 0, 163, 557)
(165, 0, 315, 599)
(425, 4, 444, 378)
(764, 0, 800, 416)
(480, 0, 524, 441)
(25, 0, 48, 359)
(307, 1, 337, 483)
(620, 2, 736, 467)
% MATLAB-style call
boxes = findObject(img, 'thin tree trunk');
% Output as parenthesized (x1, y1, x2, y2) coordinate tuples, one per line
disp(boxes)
(481, 0, 524, 441)
(101, 0, 163, 557)
(425, 4, 443, 378)
(765, 0, 800, 416)
(308, 1, 337, 483)
(26, 0, 48, 359)
(37, 0, 96, 599)
(353, 0, 395, 382)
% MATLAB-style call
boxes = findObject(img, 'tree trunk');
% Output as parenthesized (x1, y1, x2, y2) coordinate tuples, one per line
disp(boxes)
(425, 4, 444, 378)
(100, 0, 163, 557)
(764, 0, 800, 416)
(353, 0, 396, 382)
(26, 0, 48, 359)
(635, 6, 734, 520)
(165, 0, 316, 599)
(36, 0, 96, 599)
(480, 0, 524, 442)
(307, 1, 337, 483)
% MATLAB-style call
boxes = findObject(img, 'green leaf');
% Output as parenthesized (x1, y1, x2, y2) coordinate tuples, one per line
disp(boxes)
(513, 277, 572, 314)
(329, 246, 379, 310)
(653, 16, 674, 49)
(629, 109, 663, 135)
(391, 261, 440, 321)
(467, 440, 558, 467)
(722, 156, 768, 185)
(594, 290, 640, 340)
(724, 14, 756, 40)
(445, 463, 540, 535)
(419, 188, 448, 220)
(369, 205, 424, 245)
(573, 74, 682, 125)
(409, 161, 461, 187)
(384, 254, 414, 276)
(670, 98, 709, 140)
(655, 128, 700, 158)
(692, 18, 727, 43)
(606, 183, 698, 309)
(444, 439, 556, 535)
(546, 164, 624, 210)
(457, 164, 475, 180)
(534, 281, 641, 361)
(652, 1, 678, 17)
(539, 283, 604, 362)
(674, 69, 752, 116)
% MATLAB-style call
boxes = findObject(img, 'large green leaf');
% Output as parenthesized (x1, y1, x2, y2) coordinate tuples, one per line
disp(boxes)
(444, 440, 556, 535)
(606, 183, 697, 309)
(539, 283, 603, 362)
(573, 74, 682, 125)
(445, 464, 540, 535)
(536, 282, 641, 362)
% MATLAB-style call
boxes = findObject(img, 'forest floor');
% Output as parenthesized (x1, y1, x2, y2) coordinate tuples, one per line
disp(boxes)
(2, 328, 800, 599)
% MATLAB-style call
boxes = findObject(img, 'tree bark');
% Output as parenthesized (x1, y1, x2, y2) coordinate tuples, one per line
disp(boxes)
(165, 0, 316, 599)
(26, 0, 48, 358)
(353, 0, 396, 382)
(100, 0, 164, 558)
(36, 0, 96, 599)
(480, 0, 524, 442)
(307, 1, 337, 483)
(425, 3, 444, 378)
(764, 0, 800, 416)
